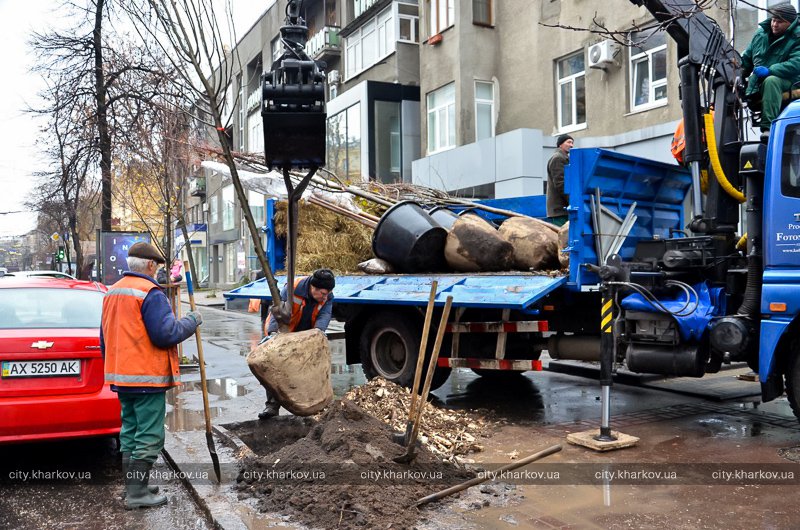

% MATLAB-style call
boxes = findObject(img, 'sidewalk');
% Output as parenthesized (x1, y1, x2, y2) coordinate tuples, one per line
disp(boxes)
(179, 288, 227, 308)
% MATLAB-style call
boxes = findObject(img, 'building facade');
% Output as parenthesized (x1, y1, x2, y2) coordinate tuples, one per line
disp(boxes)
(200, 0, 795, 288)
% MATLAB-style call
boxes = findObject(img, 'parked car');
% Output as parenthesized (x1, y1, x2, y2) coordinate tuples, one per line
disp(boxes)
(1, 270, 76, 280)
(0, 277, 120, 444)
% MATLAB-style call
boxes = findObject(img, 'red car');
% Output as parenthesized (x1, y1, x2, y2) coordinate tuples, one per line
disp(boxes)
(0, 277, 120, 444)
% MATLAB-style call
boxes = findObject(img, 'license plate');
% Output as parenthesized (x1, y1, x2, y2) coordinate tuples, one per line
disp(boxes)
(1, 360, 81, 378)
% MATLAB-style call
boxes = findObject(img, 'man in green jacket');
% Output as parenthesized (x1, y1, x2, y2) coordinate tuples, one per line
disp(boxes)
(742, 3, 800, 131)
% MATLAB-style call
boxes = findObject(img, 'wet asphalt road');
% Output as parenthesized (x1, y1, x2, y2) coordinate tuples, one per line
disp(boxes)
(2, 304, 799, 529)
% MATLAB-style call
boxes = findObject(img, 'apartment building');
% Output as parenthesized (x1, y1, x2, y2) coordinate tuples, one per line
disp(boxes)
(412, 0, 787, 198)
(199, 0, 792, 288)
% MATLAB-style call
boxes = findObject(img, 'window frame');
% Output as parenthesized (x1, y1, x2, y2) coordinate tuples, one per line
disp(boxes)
(628, 31, 668, 112)
(474, 80, 495, 141)
(397, 1, 420, 44)
(556, 51, 587, 133)
(427, 82, 456, 154)
(222, 185, 235, 231)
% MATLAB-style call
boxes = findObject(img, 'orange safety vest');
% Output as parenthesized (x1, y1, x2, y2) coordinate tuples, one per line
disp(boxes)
(265, 277, 326, 335)
(102, 275, 180, 388)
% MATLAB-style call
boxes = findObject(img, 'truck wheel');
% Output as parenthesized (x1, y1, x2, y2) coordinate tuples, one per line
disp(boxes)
(786, 352, 800, 423)
(359, 311, 451, 391)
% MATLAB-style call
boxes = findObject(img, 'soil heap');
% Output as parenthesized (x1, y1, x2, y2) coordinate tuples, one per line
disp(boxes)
(236, 399, 473, 529)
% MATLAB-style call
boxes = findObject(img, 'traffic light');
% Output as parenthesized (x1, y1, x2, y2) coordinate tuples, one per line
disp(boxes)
(57, 245, 65, 262)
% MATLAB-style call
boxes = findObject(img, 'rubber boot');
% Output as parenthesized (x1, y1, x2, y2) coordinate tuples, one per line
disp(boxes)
(121, 452, 159, 494)
(125, 459, 168, 509)
(258, 394, 280, 420)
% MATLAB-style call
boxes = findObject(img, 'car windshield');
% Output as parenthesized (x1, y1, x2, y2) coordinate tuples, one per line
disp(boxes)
(0, 288, 104, 329)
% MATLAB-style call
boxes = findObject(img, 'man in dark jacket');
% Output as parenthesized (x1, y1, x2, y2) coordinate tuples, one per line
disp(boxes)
(101, 242, 202, 509)
(742, 3, 800, 131)
(258, 268, 335, 419)
(546, 134, 574, 226)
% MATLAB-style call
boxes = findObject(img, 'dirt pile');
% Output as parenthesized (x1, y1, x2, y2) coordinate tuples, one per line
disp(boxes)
(344, 378, 497, 459)
(236, 399, 473, 529)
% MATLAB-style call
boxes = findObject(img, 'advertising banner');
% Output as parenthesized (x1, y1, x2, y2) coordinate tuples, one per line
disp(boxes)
(99, 231, 151, 285)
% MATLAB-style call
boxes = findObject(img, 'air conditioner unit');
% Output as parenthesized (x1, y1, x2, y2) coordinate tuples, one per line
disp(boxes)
(327, 69, 340, 84)
(588, 40, 621, 69)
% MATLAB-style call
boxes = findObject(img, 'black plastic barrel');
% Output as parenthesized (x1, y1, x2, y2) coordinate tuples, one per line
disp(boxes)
(372, 201, 447, 272)
(428, 206, 460, 230)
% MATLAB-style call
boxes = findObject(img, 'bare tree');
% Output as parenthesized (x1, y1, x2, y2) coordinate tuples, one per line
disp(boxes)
(31, 0, 175, 232)
(27, 74, 101, 278)
(126, 0, 284, 313)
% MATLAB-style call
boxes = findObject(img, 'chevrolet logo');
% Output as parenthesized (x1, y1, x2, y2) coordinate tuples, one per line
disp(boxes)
(31, 341, 54, 350)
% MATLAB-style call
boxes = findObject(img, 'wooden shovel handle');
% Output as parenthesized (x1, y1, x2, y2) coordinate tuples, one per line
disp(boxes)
(407, 295, 453, 449)
(407, 281, 438, 422)
(184, 261, 213, 433)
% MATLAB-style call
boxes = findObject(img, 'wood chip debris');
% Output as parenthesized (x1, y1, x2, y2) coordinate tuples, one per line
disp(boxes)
(343, 378, 497, 459)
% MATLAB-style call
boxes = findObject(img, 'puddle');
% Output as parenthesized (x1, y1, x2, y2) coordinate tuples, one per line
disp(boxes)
(165, 378, 251, 432)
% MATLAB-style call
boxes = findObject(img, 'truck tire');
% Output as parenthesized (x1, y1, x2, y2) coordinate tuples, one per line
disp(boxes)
(786, 351, 800, 423)
(359, 311, 451, 391)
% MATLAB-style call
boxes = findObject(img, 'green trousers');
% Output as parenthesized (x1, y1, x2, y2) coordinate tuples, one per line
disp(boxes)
(760, 76, 793, 131)
(118, 392, 167, 464)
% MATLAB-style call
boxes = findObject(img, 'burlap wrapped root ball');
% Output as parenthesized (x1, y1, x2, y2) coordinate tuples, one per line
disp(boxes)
(498, 217, 560, 271)
(444, 213, 514, 272)
(558, 222, 570, 268)
(246, 328, 333, 416)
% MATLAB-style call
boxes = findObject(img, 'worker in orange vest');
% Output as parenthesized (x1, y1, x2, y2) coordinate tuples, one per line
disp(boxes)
(101, 242, 202, 509)
(259, 268, 335, 419)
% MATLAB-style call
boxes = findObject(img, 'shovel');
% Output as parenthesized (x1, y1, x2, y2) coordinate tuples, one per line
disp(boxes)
(393, 281, 438, 446)
(184, 261, 222, 483)
(394, 295, 453, 464)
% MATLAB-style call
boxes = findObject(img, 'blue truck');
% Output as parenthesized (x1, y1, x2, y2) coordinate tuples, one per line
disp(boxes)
(226, 148, 691, 388)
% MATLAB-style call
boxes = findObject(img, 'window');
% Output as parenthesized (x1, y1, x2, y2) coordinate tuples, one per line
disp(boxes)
(248, 113, 263, 153)
(345, 6, 394, 79)
(374, 101, 401, 183)
(326, 103, 362, 180)
(556, 52, 586, 131)
(629, 29, 667, 111)
(427, 82, 456, 154)
(473, 0, 491, 26)
(222, 185, 235, 231)
(780, 125, 800, 198)
(248, 190, 265, 227)
(210, 194, 219, 224)
(271, 35, 282, 65)
(238, 74, 245, 150)
(225, 242, 236, 283)
(430, 0, 454, 35)
(398, 2, 420, 43)
(474, 81, 495, 141)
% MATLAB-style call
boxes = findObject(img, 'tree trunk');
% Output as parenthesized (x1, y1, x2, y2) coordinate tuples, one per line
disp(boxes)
(93, 0, 113, 232)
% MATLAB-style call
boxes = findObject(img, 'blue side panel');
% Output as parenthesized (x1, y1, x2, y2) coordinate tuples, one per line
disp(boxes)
(565, 149, 691, 289)
(760, 319, 791, 377)
(761, 269, 800, 316)
(225, 274, 567, 310)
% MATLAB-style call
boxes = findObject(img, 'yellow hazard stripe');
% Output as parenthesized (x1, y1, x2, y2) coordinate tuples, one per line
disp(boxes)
(601, 314, 612, 331)
(602, 299, 612, 315)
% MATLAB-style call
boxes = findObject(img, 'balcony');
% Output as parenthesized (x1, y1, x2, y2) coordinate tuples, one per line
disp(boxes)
(188, 176, 206, 197)
(305, 26, 341, 62)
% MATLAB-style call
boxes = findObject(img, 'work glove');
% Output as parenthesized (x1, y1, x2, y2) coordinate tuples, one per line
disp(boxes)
(186, 311, 203, 327)
(753, 66, 770, 79)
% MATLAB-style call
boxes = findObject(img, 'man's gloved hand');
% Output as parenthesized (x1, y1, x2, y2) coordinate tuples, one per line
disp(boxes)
(753, 66, 770, 78)
(187, 311, 203, 327)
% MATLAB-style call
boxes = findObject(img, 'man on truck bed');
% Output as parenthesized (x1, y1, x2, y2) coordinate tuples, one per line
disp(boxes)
(741, 2, 800, 132)
(258, 268, 336, 419)
(546, 133, 574, 226)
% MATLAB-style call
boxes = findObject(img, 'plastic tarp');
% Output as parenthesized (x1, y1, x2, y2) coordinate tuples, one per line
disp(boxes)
(620, 282, 726, 341)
